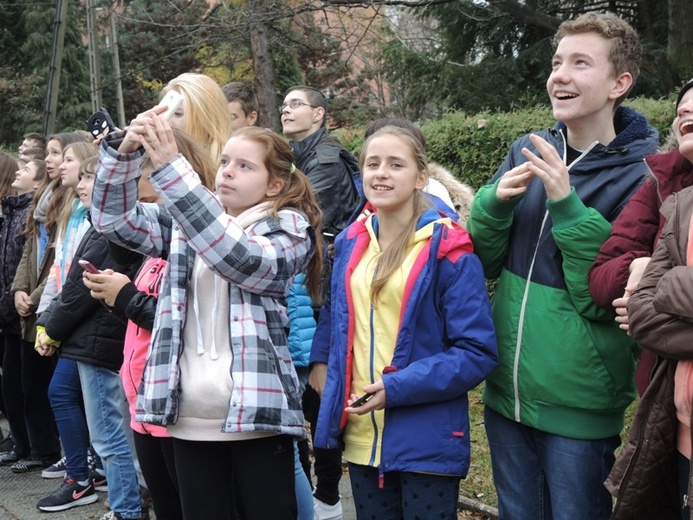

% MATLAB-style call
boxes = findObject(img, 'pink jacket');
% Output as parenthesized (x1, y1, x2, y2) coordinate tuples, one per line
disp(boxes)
(120, 256, 168, 436)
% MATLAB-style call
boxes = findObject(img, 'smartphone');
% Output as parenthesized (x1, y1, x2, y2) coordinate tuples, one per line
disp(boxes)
(156, 90, 184, 120)
(86, 107, 116, 138)
(350, 392, 375, 408)
(78, 259, 100, 274)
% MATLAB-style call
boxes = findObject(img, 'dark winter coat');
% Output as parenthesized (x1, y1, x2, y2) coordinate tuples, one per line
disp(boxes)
(37, 225, 141, 371)
(606, 188, 693, 519)
(0, 193, 34, 334)
(290, 127, 359, 237)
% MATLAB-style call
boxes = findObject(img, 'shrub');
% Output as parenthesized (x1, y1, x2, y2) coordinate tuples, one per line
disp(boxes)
(336, 96, 675, 192)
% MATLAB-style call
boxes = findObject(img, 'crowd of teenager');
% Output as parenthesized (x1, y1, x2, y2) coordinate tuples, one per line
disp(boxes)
(0, 9, 692, 520)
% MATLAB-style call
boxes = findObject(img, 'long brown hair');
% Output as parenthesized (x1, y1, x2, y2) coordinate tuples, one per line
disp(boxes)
(358, 126, 431, 304)
(0, 154, 18, 199)
(48, 142, 97, 236)
(230, 127, 323, 302)
(31, 132, 90, 236)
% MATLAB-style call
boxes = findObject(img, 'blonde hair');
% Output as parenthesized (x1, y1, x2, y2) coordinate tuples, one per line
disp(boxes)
(53, 142, 97, 236)
(230, 127, 324, 302)
(358, 126, 431, 304)
(63, 142, 97, 165)
(163, 73, 232, 164)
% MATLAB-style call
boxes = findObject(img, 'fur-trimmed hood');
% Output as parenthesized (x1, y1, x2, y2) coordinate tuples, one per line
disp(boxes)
(428, 162, 475, 228)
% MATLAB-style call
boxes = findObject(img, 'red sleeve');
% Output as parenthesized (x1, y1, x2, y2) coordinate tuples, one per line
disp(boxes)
(588, 178, 661, 310)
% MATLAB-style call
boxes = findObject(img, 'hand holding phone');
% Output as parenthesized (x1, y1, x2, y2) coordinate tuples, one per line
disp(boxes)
(349, 392, 376, 408)
(78, 259, 100, 274)
(156, 90, 184, 120)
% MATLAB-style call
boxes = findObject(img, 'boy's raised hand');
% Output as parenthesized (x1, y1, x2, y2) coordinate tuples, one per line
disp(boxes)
(522, 133, 571, 201)
(496, 162, 535, 201)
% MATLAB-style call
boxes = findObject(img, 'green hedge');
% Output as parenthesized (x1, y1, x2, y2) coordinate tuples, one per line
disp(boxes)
(337, 96, 676, 191)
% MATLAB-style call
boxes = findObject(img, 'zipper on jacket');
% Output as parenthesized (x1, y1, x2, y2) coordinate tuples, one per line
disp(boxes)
(367, 300, 380, 467)
(514, 210, 550, 421)
(512, 132, 598, 421)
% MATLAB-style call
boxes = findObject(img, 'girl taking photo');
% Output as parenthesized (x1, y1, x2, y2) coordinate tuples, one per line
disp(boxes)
(91, 110, 322, 520)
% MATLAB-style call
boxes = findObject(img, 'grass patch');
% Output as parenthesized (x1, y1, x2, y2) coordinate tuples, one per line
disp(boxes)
(460, 384, 497, 509)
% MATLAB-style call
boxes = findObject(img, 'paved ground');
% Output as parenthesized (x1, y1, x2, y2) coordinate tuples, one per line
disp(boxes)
(0, 416, 357, 520)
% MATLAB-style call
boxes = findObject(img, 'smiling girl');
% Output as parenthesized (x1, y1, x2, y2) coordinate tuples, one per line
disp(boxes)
(314, 126, 498, 519)
(91, 112, 322, 519)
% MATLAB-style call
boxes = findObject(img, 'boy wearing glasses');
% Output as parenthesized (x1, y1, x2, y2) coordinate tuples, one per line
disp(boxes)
(281, 86, 359, 240)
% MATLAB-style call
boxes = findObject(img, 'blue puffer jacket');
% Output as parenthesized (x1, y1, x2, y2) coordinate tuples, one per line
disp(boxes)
(314, 210, 498, 477)
(286, 273, 316, 367)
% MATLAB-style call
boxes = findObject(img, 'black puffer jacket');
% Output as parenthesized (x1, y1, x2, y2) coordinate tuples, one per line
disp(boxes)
(37, 224, 141, 371)
(290, 127, 359, 237)
(0, 193, 34, 334)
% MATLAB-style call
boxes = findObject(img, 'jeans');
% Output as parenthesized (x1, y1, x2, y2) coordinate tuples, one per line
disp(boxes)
(484, 406, 620, 520)
(2, 333, 59, 458)
(48, 358, 91, 481)
(347, 462, 461, 519)
(77, 361, 141, 519)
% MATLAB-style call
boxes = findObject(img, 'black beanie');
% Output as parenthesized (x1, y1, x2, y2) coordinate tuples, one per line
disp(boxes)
(676, 78, 693, 109)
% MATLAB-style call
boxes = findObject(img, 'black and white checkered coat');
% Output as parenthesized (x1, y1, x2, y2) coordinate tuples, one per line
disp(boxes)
(91, 141, 312, 438)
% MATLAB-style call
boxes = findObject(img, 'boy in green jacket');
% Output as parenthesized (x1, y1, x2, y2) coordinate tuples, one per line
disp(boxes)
(467, 12, 658, 520)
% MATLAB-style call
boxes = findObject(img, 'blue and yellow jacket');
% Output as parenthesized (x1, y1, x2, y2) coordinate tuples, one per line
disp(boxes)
(314, 210, 497, 477)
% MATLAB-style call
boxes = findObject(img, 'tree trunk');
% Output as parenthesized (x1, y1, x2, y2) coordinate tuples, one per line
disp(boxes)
(248, 0, 280, 132)
(668, 0, 693, 86)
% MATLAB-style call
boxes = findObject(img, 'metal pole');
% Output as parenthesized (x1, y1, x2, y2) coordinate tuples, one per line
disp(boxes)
(86, 0, 102, 112)
(42, 0, 68, 135)
(109, 8, 126, 128)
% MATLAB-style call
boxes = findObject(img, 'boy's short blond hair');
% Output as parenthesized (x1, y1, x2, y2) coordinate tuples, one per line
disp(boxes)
(556, 12, 641, 105)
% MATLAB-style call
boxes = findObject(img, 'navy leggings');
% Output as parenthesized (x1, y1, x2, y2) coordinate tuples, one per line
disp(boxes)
(348, 462, 461, 520)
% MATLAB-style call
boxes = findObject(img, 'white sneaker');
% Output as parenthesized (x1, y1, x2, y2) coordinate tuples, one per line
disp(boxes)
(314, 496, 343, 520)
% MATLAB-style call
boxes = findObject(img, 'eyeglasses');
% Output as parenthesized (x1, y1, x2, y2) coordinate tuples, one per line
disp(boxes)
(279, 100, 318, 113)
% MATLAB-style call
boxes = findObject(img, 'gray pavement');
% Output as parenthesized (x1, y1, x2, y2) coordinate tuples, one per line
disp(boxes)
(0, 415, 356, 519)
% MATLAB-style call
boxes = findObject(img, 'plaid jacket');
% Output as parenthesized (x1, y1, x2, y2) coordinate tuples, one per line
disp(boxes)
(91, 140, 313, 438)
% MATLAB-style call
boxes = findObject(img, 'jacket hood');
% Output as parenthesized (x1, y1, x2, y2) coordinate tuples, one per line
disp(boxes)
(427, 163, 475, 227)
(645, 149, 693, 185)
(366, 210, 472, 261)
(551, 106, 659, 169)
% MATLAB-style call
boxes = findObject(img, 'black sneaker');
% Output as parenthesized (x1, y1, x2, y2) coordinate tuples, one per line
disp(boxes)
(92, 471, 108, 492)
(11, 456, 46, 473)
(37, 478, 98, 511)
(0, 450, 20, 466)
(0, 436, 13, 452)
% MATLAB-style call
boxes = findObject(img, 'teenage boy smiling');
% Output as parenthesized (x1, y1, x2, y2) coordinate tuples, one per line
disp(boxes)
(467, 12, 659, 520)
